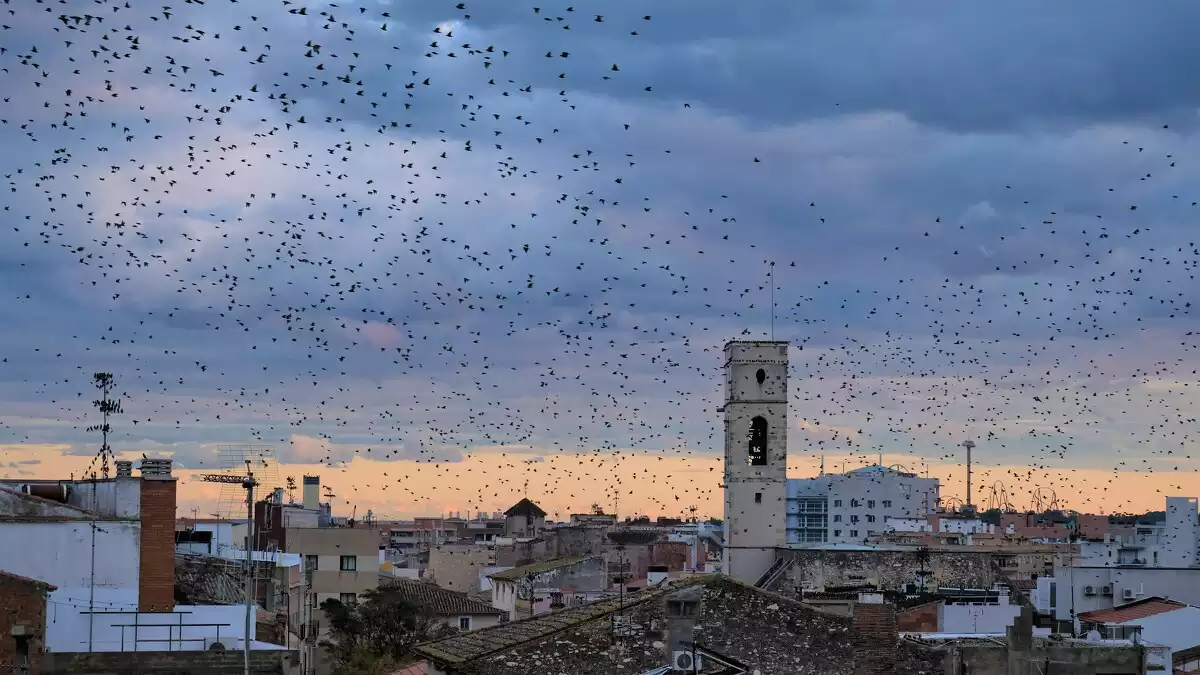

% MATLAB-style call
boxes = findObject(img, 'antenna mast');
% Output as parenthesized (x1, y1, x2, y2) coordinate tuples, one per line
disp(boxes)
(769, 261, 776, 340)
(961, 440, 975, 512)
(199, 462, 258, 675)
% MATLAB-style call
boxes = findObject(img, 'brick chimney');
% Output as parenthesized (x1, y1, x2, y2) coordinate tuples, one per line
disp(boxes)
(852, 595, 898, 675)
(664, 585, 703, 673)
(138, 459, 177, 612)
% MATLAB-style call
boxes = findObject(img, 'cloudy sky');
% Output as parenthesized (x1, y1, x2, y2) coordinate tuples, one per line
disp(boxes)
(2, 0, 1199, 519)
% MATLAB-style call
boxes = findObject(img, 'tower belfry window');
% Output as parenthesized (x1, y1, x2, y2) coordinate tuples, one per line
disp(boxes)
(756, 368, 766, 385)
(748, 416, 768, 466)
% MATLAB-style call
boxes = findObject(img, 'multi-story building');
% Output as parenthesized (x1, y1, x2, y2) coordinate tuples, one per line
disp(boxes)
(786, 465, 940, 545)
(0, 460, 295, 673)
(253, 475, 380, 675)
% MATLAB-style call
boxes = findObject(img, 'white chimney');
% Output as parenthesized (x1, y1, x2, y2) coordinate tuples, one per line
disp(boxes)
(303, 475, 320, 511)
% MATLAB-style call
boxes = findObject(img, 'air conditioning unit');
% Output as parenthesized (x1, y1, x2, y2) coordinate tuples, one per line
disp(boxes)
(672, 651, 702, 673)
(1122, 589, 1136, 601)
(1083, 585, 1096, 596)
(1101, 585, 1113, 596)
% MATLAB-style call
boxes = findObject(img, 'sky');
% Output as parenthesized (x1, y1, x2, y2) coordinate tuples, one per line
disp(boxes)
(1, 0, 1199, 520)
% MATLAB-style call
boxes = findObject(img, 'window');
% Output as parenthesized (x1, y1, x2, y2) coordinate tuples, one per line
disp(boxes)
(882, 500, 892, 508)
(340, 555, 357, 571)
(305, 554, 318, 571)
(833, 529, 842, 537)
(866, 515, 876, 523)
(312, 593, 319, 608)
(833, 499, 843, 507)
(850, 499, 860, 508)
(754, 492, 762, 504)
(459, 617, 472, 631)
(867, 500, 875, 509)
(833, 515, 842, 522)
(748, 416, 768, 466)
(755, 368, 766, 385)
(850, 515, 860, 523)
(340, 593, 357, 605)
(849, 530, 858, 538)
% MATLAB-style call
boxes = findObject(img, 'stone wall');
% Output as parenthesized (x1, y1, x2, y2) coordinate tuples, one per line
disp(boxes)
(651, 541, 691, 572)
(41, 650, 298, 675)
(494, 539, 546, 567)
(547, 526, 606, 557)
(429, 546, 493, 595)
(944, 642, 1146, 675)
(775, 548, 996, 593)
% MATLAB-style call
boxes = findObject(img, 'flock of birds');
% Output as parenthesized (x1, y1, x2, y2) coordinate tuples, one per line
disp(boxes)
(0, 0, 1197, 520)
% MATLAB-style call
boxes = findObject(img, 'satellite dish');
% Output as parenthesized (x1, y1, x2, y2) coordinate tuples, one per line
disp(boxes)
(1085, 630, 1101, 642)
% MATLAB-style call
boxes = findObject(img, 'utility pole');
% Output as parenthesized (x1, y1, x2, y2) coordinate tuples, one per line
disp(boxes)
(961, 440, 975, 512)
(199, 464, 259, 675)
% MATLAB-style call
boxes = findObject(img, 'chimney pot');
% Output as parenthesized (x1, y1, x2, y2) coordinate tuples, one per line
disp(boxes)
(115, 460, 134, 478)
(139, 458, 173, 479)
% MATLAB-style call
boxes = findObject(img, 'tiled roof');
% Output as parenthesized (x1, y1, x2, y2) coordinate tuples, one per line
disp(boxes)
(0, 570, 57, 591)
(1078, 597, 1186, 624)
(385, 579, 504, 617)
(1009, 579, 1038, 590)
(504, 498, 546, 518)
(487, 555, 594, 581)
(413, 578, 707, 666)
(391, 662, 428, 675)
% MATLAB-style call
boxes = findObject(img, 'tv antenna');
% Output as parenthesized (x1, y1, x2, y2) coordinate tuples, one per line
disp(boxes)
(197, 461, 258, 675)
(213, 445, 280, 519)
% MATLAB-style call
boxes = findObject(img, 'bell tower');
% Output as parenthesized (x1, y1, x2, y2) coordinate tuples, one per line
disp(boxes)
(721, 340, 788, 584)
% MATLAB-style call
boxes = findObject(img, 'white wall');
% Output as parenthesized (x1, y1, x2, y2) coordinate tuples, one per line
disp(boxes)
(940, 596, 1021, 634)
(490, 579, 516, 617)
(65, 479, 141, 519)
(193, 522, 235, 549)
(938, 518, 994, 534)
(0, 521, 139, 592)
(1053, 566, 1200, 622)
(48, 599, 256, 652)
(1114, 606, 1200, 653)
(1163, 497, 1199, 568)
(887, 518, 932, 533)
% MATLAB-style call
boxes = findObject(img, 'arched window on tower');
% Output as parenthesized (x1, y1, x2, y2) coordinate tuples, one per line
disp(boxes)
(748, 416, 768, 466)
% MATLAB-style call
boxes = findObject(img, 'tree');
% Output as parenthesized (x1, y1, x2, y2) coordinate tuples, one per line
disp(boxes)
(319, 586, 455, 674)
(590, 502, 605, 515)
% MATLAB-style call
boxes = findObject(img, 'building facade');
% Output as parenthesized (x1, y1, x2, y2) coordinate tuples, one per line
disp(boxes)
(787, 465, 940, 545)
(722, 340, 790, 585)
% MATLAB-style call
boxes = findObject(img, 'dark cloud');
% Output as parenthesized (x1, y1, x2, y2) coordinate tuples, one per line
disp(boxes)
(0, 0, 1197, 513)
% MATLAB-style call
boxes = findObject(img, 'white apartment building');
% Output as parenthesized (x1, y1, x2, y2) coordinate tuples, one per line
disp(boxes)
(787, 465, 940, 545)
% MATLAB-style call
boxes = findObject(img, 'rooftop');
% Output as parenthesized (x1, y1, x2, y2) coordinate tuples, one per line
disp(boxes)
(487, 555, 595, 581)
(413, 575, 942, 675)
(0, 486, 109, 520)
(0, 569, 57, 591)
(383, 579, 504, 617)
(414, 580, 693, 667)
(503, 498, 546, 519)
(1078, 597, 1188, 624)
